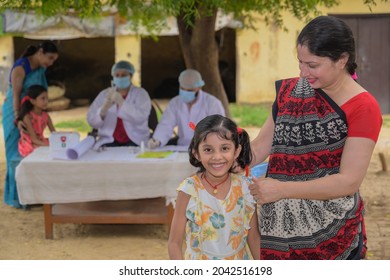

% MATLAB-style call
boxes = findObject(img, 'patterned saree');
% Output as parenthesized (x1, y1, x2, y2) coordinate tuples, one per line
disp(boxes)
(260, 77, 366, 260)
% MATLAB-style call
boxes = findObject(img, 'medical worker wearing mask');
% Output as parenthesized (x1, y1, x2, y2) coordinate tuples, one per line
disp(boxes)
(148, 69, 225, 148)
(87, 60, 151, 148)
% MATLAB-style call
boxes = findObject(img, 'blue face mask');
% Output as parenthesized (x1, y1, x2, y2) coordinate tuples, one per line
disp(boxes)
(179, 89, 197, 103)
(113, 76, 131, 89)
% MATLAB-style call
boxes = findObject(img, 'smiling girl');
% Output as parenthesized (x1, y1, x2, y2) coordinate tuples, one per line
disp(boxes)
(168, 114, 260, 260)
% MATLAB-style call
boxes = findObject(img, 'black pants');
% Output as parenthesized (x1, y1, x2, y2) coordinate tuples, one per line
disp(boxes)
(166, 136, 179, 146)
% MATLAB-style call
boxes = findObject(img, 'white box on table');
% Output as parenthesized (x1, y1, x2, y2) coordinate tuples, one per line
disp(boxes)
(49, 131, 80, 156)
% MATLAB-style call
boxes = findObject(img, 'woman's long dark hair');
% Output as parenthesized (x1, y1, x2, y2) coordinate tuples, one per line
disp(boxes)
(297, 16, 357, 75)
(20, 41, 58, 58)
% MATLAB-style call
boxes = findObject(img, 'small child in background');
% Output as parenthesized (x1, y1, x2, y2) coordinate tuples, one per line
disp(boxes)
(168, 114, 260, 260)
(17, 84, 55, 157)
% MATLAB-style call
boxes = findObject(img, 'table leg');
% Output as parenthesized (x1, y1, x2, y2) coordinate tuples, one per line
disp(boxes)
(167, 203, 174, 236)
(42, 199, 172, 239)
(43, 204, 54, 239)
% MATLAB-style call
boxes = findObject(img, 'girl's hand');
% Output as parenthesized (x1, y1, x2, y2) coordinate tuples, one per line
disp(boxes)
(249, 177, 283, 205)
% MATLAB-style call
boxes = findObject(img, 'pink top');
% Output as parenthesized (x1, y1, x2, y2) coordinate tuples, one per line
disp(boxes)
(18, 111, 49, 157)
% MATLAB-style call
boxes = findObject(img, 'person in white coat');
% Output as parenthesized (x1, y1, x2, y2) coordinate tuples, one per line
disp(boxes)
(87, 60, 151, 148)
(148, 69, 225, 149)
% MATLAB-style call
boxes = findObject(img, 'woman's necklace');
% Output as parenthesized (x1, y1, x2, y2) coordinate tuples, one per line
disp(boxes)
(202, 173, 230, 194)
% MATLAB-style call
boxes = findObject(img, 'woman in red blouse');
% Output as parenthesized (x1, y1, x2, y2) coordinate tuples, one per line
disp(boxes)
(249, 16, 382, 260)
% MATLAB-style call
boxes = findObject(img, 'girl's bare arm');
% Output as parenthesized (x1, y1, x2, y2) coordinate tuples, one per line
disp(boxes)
(168, 191, 190, 260)
(47, 115, 56, 132)
(23, 115, 49, 147)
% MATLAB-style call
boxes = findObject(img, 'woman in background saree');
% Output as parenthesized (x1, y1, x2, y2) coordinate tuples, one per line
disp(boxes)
(2, 41, 58, 208)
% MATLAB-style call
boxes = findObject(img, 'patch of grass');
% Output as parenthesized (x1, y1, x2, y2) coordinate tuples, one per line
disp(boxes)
(54, 119, 91, 133)
(229, 103, 271, 127)
(382, 115, 390, 128)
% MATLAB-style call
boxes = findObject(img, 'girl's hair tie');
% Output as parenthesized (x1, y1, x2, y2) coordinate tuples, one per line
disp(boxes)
(21, 96, 31, 105)
(351, 72, 358, 80)
(237, 127, 243, 134)
(189, 122, 196, 131)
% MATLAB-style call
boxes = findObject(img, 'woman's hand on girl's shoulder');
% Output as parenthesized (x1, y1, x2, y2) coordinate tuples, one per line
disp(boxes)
(17, 120, 28, 134)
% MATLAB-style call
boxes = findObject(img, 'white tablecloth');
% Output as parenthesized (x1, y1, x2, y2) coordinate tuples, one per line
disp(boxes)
(16, 147, 197, 205)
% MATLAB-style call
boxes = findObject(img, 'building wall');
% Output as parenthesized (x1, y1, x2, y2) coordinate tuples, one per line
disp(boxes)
(0, 36, 13, 95)
(115, 36, 142, 87)
(236, 0, 390, 103)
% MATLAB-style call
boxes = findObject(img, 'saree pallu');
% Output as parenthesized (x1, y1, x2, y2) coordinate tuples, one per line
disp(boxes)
(260, 77, 366, 260)
(2, 65, 47, 208)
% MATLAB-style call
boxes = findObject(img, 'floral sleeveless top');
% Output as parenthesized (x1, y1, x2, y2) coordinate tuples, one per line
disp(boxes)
(178, 173, 256, 260)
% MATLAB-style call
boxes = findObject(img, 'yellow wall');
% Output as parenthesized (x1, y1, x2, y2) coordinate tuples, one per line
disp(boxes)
(236, 0, 390, 103)
(115, 35, 142, 87)
(0, 36, 14, 67)
(0, 36, 13, 69)
(0, 36, 13, 97)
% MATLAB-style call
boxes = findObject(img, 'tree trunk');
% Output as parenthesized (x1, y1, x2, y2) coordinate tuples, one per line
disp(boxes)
(177, 8, 231, 117)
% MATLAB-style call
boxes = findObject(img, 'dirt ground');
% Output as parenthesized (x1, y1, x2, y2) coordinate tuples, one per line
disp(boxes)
(0, 107, 389, 260)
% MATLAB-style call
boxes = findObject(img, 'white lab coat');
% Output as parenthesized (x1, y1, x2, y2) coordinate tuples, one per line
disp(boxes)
(87, 85, 151, 148)
(152, 90, 225, 147)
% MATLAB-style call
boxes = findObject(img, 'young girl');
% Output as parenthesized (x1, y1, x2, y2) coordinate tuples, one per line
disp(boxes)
(168, 114, 260, 260)
(17, 85, 56, 157)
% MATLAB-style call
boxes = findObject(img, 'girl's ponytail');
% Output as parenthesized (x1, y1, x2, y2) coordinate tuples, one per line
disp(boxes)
(17, 84, 47, 122)
(17, 96, 33, 122)
(236, 129, 252, 170)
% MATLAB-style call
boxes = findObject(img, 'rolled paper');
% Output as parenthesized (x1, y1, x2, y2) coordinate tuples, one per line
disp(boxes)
(66, 135, 96, 160)
(250, 162, 268, 178)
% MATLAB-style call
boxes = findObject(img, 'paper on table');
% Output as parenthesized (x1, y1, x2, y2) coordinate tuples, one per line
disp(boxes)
(136, 151, 174, 159)
(66, 136, 96, 160)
